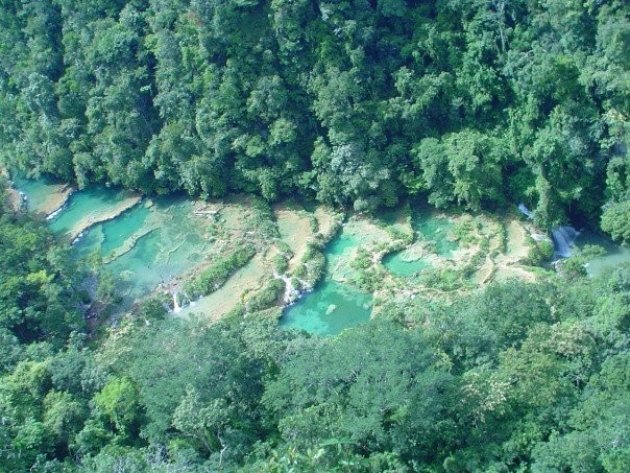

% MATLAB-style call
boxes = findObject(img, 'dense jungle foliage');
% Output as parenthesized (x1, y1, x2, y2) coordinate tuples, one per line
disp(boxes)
(1, 181, 630, 472)
(1, 1, 630, 472)
(0, 0, 628, 232)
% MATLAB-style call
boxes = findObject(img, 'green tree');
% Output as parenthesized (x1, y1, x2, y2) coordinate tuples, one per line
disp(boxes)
(601, 200, 630, 243)
(264, 321, 457, 464)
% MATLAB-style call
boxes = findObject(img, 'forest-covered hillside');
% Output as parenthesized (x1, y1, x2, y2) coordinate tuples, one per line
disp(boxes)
(1, 181, 629, 472)
(0, 0, 628, 231)
(1, 1, 630, 472)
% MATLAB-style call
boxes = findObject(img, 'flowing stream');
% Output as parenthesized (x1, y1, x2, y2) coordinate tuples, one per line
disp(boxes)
(517, 203, 534, 219)
(517, 204, 581, 259)
(13, 177, 630, 333)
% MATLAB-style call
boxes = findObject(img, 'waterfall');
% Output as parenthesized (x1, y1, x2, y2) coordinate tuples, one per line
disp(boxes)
(172, 291, 182, 313)
(552, 226, 580, 258)
(166, 288, 191, 314)
(182, 291, 192, 307)
(517, 203, 534, 219)
(273, 271, 300, 305)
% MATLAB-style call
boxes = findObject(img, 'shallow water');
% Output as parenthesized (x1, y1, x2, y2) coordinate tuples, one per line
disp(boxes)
(48, 187, 131, 236)
(279, 279, 372, 335)
(382, 252, 430, 277)
(383, 209, 455, 277)
(99, 205, 151, 256)
(575, 231, 630, 277)
(107, 230, 170, 301)
(413, 212, 458, 257)
(75, 202, 153, 259)
(14, 176, 215, 307)
(12, 175, 65, 214)
(327, 231, 359, 257)
(78, 197, 214, 303)
(23, 176, 629, 332)
(280, 228, 372, 336)
(16, 179, 371, 325)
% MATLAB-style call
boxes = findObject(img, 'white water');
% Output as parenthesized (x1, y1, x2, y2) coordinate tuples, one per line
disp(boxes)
(274, 272, 299, 305)
(517, 204, 579, 258)
(71, 232, 85, 246)
(46, 205, 65, 221)
(170, 290, 195, 314)
(517, 203, 534, 219)
(530, 233, 548, 242)
(273, 271, 302, 305)
(172, 291, 182, 313)
(552, 226, 580, 258)
(45, 190, 74, 221)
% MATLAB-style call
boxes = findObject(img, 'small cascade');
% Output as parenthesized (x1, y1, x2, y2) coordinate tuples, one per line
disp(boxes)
(172, 291, 182, 313)
(46, 205, 65, 221)
(517, 203, 534, 219)
(530, 233, 548, 242)
(168, 288, 194, 314)
(552, 226, 580, 258)
(71, 231, 85, 246)
(45, 189, 74, 221)
(273, 271, 301, 305)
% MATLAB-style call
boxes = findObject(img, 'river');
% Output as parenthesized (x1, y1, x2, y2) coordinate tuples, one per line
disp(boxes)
(12, 176, 630, 335)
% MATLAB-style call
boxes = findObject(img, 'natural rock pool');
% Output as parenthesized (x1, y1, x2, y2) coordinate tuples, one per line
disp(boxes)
(74, 196, 214, 303)
(13, 176, 630, 335)
(279, 229, 373, 335)
(50, 187, 141, 241)
(11, 175, 72, 215)
(16, 179, 215, 309)
(14, 178, 373, 334)
(279, 279, 372, 335)
(382, 209, 458, 277)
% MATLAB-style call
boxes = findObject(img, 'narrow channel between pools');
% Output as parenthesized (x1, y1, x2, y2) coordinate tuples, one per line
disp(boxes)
(12, 176, 630, 336)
